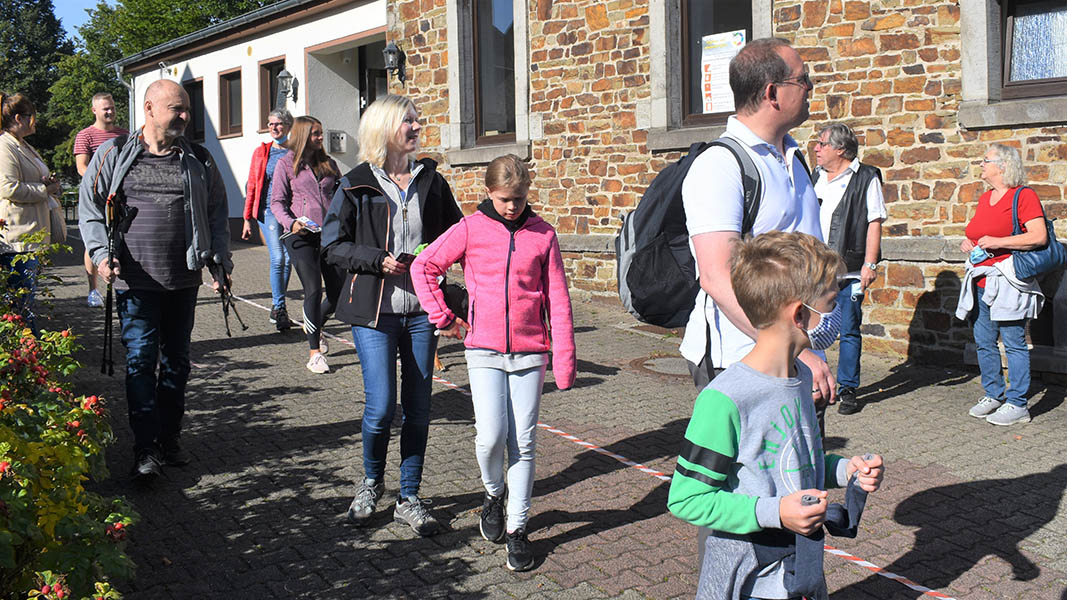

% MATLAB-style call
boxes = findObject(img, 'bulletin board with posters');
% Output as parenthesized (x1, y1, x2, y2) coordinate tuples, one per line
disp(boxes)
(699, 30, 746, 114)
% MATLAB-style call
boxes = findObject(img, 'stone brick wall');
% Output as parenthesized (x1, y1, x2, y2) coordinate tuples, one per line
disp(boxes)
(385, 0, 1067, 363)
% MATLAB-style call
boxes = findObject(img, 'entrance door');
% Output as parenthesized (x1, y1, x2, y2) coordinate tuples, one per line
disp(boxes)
(359, 41, 389, 110)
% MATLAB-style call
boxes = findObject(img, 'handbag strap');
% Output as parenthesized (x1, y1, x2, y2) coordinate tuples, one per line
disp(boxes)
(1010, 186, 1027, 236)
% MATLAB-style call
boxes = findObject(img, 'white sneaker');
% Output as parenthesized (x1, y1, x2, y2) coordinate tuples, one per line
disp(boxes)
(319, 334, 329, 355)
(306, 352, 330, 374)
(87, 289, 104, 308)
(986, 403, 1031, 426)
(968, 396, 1003, 418)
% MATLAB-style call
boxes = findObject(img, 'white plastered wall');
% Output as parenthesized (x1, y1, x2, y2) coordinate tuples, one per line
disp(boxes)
(126, 0, 386, 218)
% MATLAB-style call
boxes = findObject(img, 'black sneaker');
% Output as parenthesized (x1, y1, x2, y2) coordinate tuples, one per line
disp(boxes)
(505, 528, 535, 572)
(130, 449, 163, 481)
(275, 306, 293, 331)
(479, 492, 506, 543)
(269, 305, 279, 324)
(159, 435, 190, 466)
(837, 387, 862, 415)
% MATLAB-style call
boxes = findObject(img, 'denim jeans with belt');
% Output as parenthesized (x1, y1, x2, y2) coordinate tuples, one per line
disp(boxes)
(117, 286, 198, 452)
(259, 208, 291, 308)
(970, 286, 1030, 407)
(835, 284, 865, 390)
(351, 313, 438, 498)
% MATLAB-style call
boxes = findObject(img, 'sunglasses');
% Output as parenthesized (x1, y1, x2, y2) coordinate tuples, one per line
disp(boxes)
(776, 72, 813, 88)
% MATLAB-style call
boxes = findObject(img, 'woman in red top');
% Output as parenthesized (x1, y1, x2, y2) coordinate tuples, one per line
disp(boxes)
(959, 143, 1047, 426)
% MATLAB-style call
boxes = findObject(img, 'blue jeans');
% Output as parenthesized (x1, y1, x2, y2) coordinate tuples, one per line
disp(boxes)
(259, 209, 291, 308)
(1, 253, 39, 334)
(117, 287, 198, 452)
(351, 313, 438, 498)
(835, 285, 864, 390)
(970, 286, 1030, 407)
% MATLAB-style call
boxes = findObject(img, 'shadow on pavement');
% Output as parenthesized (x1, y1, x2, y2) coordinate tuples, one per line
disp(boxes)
(832, 464, 1067, 599)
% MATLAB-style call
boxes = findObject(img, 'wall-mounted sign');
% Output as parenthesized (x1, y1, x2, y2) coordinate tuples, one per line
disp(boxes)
(700, 30, 746, 114)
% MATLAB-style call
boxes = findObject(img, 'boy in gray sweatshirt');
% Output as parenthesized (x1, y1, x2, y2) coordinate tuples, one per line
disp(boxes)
(668, 231, 885, 600)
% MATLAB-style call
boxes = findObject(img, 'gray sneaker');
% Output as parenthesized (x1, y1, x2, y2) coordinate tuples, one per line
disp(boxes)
(986, 403, 1031, 426)
(968, 396, 1003, 418)
(394, 496, 440, 536)
(347, 478, 384, 525)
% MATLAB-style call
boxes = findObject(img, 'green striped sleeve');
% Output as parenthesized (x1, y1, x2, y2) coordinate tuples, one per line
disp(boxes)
(825, 453, 848, 488)
(667, 388, 761, 534)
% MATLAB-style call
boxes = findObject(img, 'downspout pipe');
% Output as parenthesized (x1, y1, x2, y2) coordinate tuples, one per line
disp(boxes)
(114, 64, 135, 133)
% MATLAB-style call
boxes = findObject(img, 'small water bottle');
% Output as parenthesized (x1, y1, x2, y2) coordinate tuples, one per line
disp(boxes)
(850, 280, 863, 301)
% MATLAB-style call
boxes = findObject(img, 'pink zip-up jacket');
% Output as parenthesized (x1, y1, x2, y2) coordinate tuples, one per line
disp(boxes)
(411, 209, 576, 389)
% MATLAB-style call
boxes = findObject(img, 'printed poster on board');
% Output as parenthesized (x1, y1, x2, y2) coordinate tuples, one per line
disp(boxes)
(700, 30, 747, 114)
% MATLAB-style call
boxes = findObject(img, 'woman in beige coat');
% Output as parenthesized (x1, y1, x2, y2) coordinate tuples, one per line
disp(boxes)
(0, 92, 62, 331)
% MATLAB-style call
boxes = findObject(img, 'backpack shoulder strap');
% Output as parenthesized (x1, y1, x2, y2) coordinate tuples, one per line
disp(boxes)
(709, 137, 762, 236)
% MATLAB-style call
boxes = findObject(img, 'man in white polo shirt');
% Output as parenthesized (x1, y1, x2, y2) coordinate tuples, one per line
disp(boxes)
(812, 122, 886, 416)
(680, 37, 835, 403)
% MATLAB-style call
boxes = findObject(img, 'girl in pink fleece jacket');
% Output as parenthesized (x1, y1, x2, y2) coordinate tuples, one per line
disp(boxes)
(411, 154, 575, 572)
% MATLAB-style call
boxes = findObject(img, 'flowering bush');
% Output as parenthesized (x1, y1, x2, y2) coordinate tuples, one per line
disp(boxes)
(0, 224, 136, 599)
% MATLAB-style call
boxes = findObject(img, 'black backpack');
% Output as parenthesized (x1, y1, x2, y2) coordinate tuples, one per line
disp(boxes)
(615, 137, 762, 328)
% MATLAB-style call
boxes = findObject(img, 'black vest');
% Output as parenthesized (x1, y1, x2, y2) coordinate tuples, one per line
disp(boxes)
(814, 163, 882, 272)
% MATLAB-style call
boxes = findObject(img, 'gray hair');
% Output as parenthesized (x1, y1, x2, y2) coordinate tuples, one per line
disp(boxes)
(268, 108, 293, 127)
(818, 123, 859, 160)
(989, 143, 1024, 187)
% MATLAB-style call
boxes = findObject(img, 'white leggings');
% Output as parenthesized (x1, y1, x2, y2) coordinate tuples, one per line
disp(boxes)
(468, 364, 547, 532)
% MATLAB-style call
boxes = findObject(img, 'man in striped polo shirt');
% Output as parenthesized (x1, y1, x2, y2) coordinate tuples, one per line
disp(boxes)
(74, 92, 128, 308)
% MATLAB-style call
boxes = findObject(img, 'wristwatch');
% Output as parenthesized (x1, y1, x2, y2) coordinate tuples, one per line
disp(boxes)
(863, 262, 879, 271)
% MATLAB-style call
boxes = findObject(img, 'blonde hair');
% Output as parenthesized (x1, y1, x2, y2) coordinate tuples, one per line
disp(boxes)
(485, 154, 531, 190)
(357, 94, 417, 168)
(288, 115, 338, 179)
(731, 231, 845, 329)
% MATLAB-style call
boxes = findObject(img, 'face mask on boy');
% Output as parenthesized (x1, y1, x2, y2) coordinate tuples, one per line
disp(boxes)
(802, 302, 842, 351)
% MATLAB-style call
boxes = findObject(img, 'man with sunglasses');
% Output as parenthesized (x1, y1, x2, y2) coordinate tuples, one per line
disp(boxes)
(679, 38, 832, 401)
(812, 123, 886, 416)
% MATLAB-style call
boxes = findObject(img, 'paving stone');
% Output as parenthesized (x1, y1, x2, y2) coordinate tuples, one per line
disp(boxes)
(30, 235, 1062, 599)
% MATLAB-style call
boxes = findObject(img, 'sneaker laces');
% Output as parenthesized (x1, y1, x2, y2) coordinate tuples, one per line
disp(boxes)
(481, 493, 504, 518)
(356, 480, 381, 504)
(400, 496, 434, 521)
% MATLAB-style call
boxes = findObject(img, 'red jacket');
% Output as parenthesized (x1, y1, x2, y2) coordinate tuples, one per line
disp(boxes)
(243, 141, 272, 220)
(411, 207, 576, 389)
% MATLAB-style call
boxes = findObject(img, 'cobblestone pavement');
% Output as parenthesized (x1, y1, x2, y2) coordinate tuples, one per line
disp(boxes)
(43, 233, 1067, 599)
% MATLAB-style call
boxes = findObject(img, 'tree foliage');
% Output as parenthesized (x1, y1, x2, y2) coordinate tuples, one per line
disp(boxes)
(43, 0, 281, 177)
(0, 0, 75, 171)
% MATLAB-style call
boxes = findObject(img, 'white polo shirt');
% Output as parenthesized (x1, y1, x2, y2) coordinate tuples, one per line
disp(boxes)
(813, 158, 887, 242)
(679, 116, 822, 368)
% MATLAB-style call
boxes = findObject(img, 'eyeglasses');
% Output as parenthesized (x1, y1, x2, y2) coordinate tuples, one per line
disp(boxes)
(776, 72, 813, 89)
(267, 122, 286, 128)
(981, 157, 1000, 164)
(814, 140, 833, 148)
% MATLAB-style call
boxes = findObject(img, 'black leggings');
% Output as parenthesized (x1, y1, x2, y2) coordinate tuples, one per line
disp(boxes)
(282, 232, 339, 350)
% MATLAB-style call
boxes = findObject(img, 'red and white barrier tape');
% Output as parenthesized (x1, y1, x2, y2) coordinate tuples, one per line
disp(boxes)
(216, 289, 957, 599)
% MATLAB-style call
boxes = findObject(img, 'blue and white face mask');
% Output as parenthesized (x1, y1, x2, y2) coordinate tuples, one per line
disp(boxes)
(803, 302, 843, 351)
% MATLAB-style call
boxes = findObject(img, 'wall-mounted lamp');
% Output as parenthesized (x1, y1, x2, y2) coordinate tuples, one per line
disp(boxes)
(276, 68, 299, 106)
(383, 42, 407, 83)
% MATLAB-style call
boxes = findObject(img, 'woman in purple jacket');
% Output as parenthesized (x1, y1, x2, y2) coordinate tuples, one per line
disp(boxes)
(271, 115, 340, 373)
